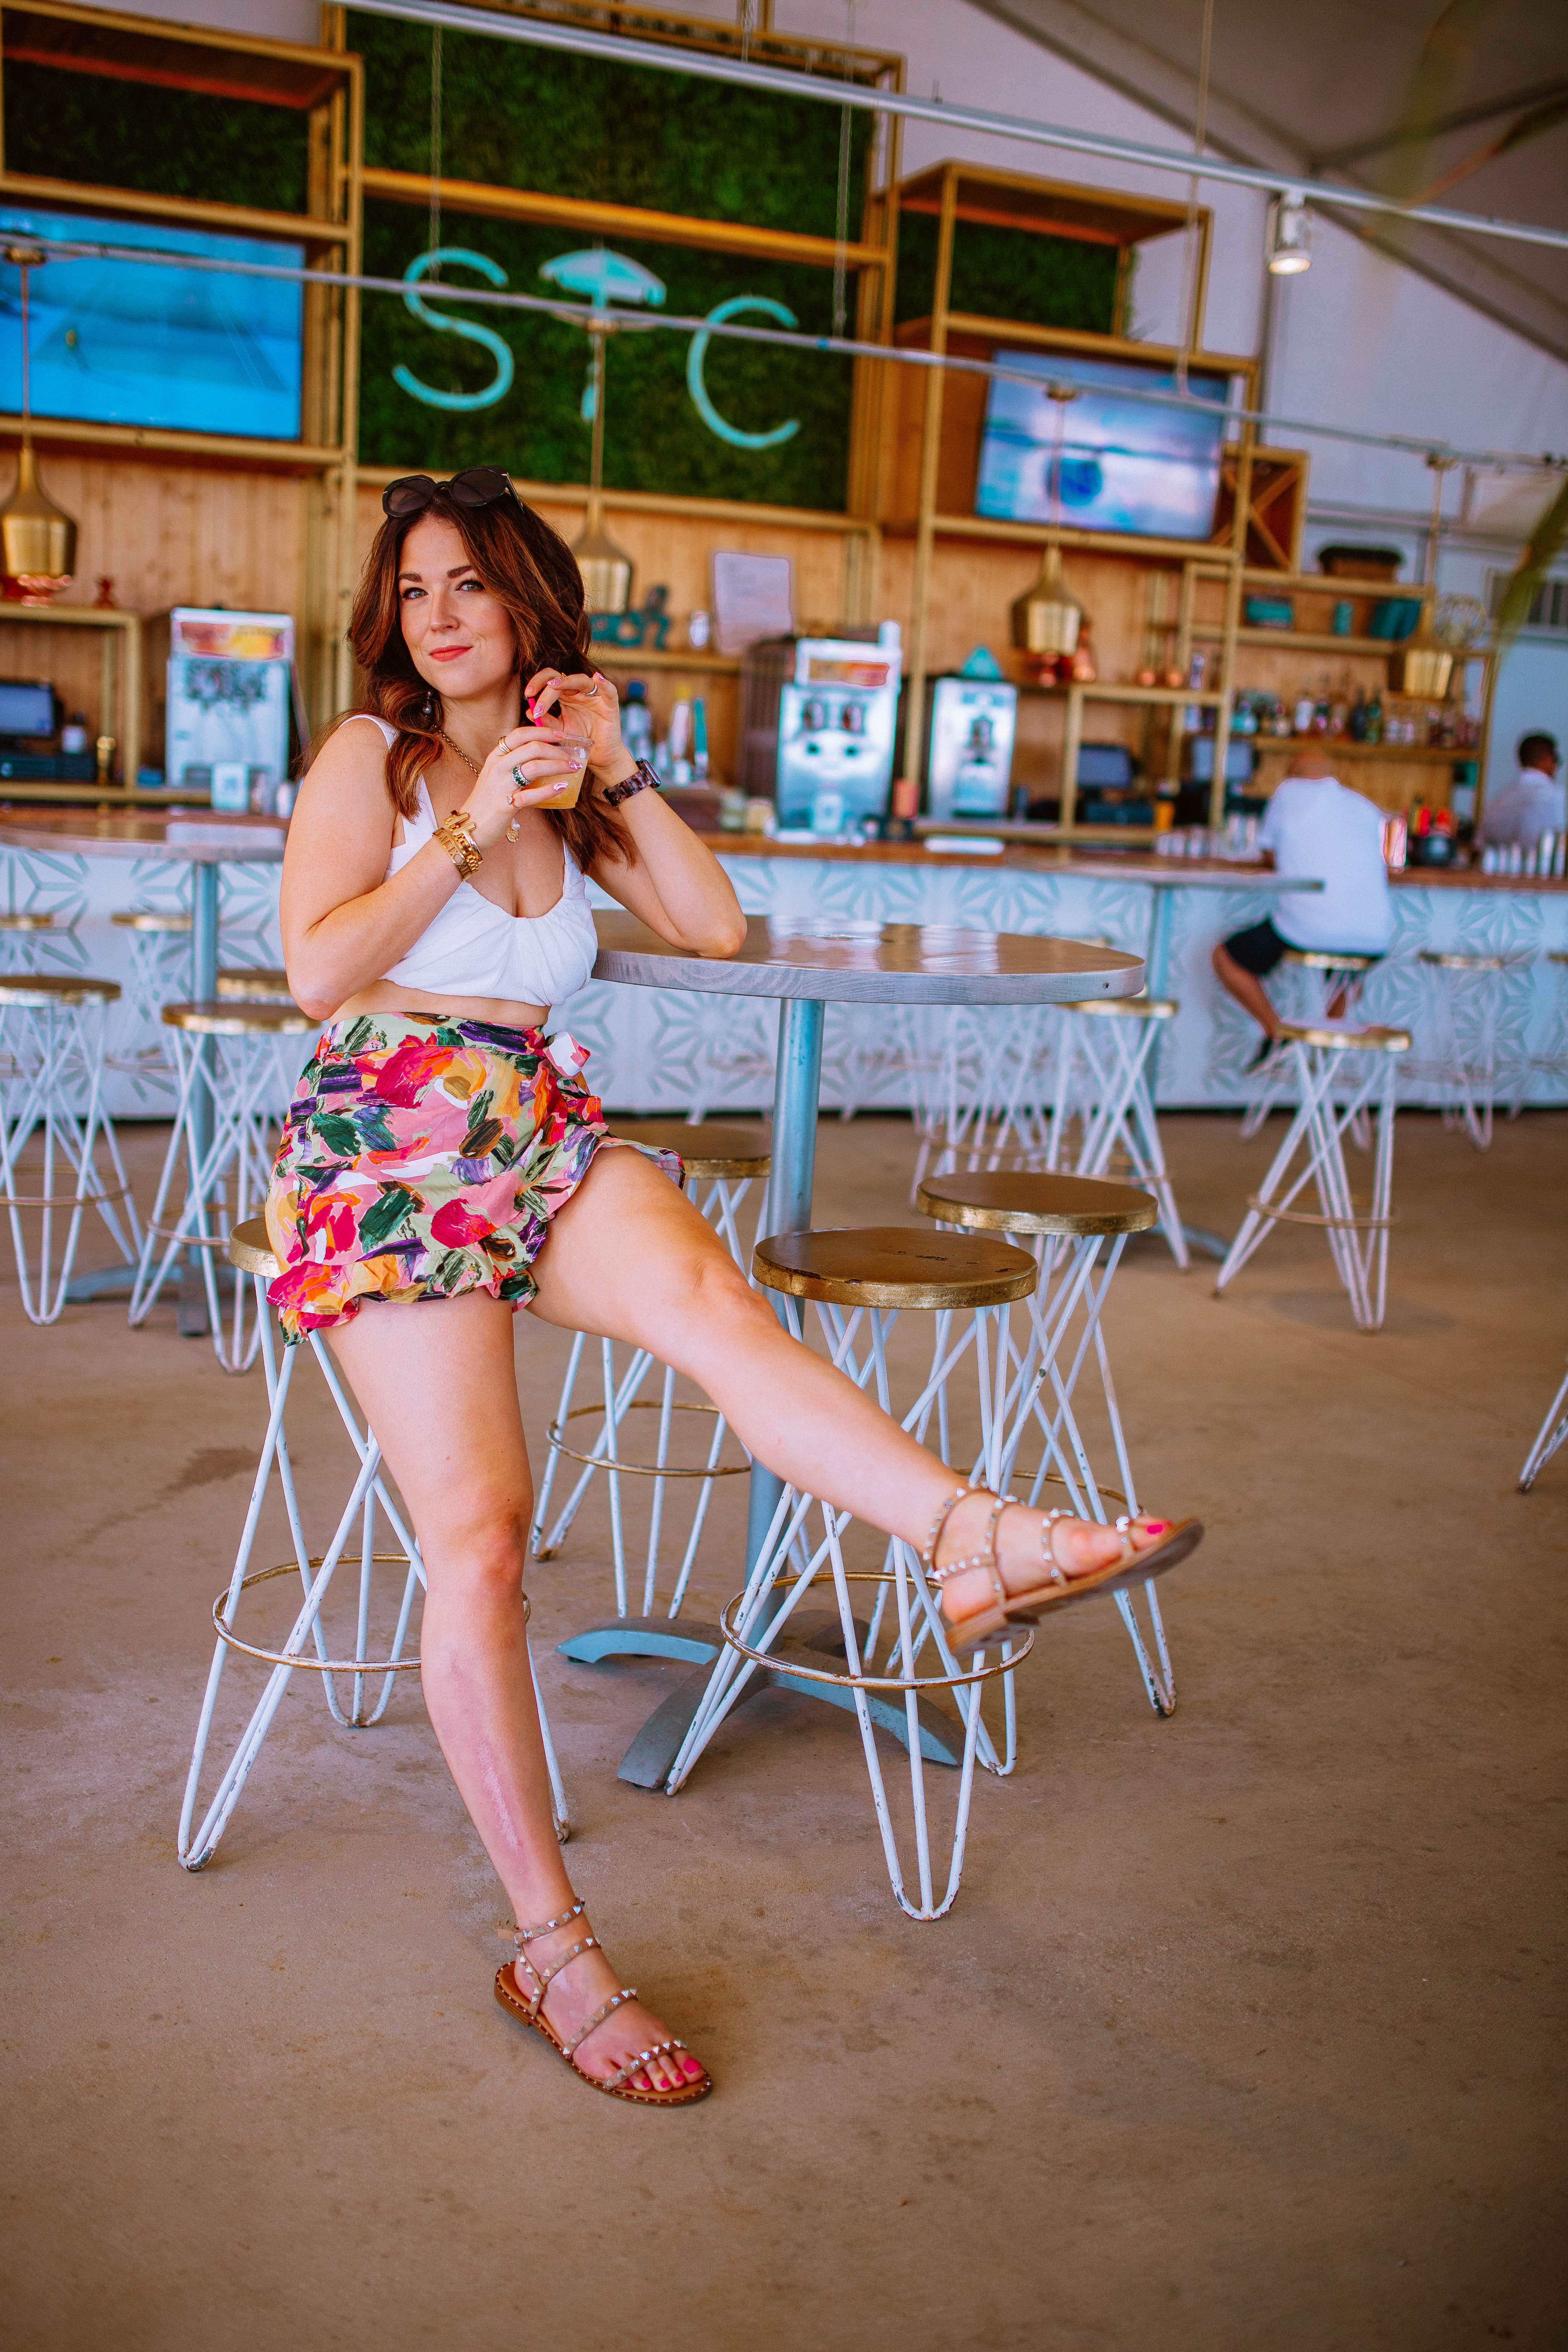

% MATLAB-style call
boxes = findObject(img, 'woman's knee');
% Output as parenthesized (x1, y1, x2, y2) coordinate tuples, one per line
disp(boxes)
(420, 1491, 532, 1599)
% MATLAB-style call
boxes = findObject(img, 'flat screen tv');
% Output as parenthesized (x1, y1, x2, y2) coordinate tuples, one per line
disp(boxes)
(975, 353, 1231, 540)
(0, 208, 304, 442)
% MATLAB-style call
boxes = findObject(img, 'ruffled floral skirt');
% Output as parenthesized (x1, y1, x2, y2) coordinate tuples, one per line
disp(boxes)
(264, 1010, 681, 1343)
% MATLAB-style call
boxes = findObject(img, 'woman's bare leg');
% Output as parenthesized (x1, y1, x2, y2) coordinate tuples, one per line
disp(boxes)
(529, 1148, 1178, 1625)
(328, 1291, 703, 2093)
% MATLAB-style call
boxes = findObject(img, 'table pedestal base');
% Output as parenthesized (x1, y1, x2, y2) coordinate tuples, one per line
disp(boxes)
(556, 1616, 724, 1669)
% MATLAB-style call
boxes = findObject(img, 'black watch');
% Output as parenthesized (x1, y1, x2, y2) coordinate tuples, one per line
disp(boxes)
(601, 758, 662, 808)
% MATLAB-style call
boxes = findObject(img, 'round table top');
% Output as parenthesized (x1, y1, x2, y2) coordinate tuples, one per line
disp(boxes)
(0, 809, 287, 864)
(591, 913, 1144, 1004)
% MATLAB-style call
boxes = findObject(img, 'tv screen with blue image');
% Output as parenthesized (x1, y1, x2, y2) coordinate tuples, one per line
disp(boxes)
(0, 208, 303, 442)
(975, 353, 1232, 540)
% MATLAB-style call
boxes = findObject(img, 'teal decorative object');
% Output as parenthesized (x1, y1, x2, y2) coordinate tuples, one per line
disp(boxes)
(957, 645, 1006, 680)
(540, 248, 666, 420)
(589, 583, 673, 651)
(686, 295, 800, 450)
(392, 247, 514, 412)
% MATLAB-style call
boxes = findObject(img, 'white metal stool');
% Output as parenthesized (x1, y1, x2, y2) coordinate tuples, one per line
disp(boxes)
(1414, 950, 1521, 1149)
(665, 1226, 1040, 1921)
(0, 907, 54, 973)
(0, 971, 140, 1325)
(1049, 994, 1187, 1266)
(129, 998, 315, 1371)
(217, 966, 296, 1005)
(107, 908, 191, 1101)
(916, 1167, 1174, 1715)
(537, 1124, 768, 1652)
(179, 1218, 570, 1870)
(1241, 948, 1378, 1139)
(1519, 1355, 1568, 1492)
(1215, 1020, 1410, 1332)
(905, 1003, 1056, 1194)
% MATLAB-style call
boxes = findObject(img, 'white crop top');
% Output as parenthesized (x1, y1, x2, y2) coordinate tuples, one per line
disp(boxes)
(354, 714, 598, 1009)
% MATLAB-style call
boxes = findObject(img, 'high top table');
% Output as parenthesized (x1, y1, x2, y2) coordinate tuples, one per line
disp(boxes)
(577, 910, 1145, 1789)
(0, 809, 287, 1318)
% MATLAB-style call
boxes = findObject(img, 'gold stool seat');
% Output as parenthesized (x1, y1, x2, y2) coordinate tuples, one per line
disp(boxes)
(112, 909, 191, 934)
(0, 908, 54, 930)
(1418, 950, 1507, 972)
(161, 999, 315, 1037)
(1275, 1020, 1410, 1053)
(1281, 946, 1376, 972)
(217, 968, 296, 1004)
(178, 1219, 568, 1867)
(0, 971, 119, 1007)
(608, 1119, 770, 1181)
(753, 1224, 1036, 1309)
(1061, 994, 1178, 1020)
(916, 1168, 1157, 1237)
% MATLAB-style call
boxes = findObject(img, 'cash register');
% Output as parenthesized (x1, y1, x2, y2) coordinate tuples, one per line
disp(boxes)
(0, 678, 96, 781)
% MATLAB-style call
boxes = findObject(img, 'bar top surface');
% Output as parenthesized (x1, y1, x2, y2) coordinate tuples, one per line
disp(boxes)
(591, 913, 1146, 1004)
(0, 810, 287, 864)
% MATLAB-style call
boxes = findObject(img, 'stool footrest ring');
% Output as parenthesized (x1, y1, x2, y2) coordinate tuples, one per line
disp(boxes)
(1245, 1194, 1399, 1232)
(0, 1181, 132, 1211)
(718, 1572, 1033, 1690)
(210, 1556, 457, 1672)
(547, 1398, 749, 1478)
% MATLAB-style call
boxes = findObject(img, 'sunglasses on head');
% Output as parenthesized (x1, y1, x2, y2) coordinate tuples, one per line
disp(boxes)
(382, 466, 522, 520)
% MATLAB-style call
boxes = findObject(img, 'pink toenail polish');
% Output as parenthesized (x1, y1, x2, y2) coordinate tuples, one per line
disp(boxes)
(1145, 1521, 1168, 1534)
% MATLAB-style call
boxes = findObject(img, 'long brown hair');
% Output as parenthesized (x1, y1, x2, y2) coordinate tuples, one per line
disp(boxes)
(340, 485, 633, 871)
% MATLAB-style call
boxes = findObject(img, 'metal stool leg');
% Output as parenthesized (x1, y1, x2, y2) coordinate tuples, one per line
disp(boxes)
(1519, 1358, 1568, 1492)
(0, 991, 139, 1325)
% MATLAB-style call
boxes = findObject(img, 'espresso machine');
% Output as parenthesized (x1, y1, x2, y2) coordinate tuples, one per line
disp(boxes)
(925, 672, 1017, 821)
(740, 626, 902, 831)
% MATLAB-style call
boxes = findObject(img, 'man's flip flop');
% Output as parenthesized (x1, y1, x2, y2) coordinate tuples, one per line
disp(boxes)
(925, 1488, 1203, 1651)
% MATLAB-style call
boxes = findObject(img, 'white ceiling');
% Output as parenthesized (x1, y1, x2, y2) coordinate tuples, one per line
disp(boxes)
(969, 0, 1568, 363)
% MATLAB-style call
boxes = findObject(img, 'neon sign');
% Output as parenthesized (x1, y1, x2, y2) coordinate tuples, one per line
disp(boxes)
(392, 244, 801, 450)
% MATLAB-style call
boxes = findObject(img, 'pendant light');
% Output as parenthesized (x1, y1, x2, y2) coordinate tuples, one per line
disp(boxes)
(570, 324, 634, 614)
(0, 243, 77, 603)
(1393, 458, 1456, 701)
(1266, 192, 1312, 276)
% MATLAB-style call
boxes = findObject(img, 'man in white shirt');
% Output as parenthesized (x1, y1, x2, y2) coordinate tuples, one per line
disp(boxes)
(1212, 749, 1394, 1046)
(1478, 733, 1563, 850)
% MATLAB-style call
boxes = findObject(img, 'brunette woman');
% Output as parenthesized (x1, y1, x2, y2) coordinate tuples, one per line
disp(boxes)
(268, 469, 1200, 2108)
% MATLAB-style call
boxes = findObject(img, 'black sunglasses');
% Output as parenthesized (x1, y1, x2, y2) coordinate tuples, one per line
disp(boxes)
(382, 466, 522, 520)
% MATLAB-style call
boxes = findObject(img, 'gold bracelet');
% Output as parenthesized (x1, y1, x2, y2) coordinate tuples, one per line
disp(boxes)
(435, 807, 482, 878)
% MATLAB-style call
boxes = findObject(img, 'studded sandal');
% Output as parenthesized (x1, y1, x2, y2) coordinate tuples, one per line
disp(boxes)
(493, 1900, 712, 2106)
(922, 1483, 1203, 1650)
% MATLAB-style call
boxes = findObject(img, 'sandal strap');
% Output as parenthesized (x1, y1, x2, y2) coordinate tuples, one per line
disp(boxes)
(929, 1488, 1017, 1600)
(1040, 1507, 1075, 1586)
(563, 1986, 639, 2059)
(601, 2039, 689, 2093)
(919, 1482, 976, 1575)
(513, 1898, 586, 1942)
(523, 1934, 602, 2010)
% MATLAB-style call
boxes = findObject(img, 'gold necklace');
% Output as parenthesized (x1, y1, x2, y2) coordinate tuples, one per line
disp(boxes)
(440, 729, 483, 778)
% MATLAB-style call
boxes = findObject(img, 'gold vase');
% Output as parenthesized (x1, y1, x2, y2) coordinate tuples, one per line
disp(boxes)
(572, 521, 634, 615)
(1010, 542, 1083, 657)
(1, 440, 77, 602)
(1391, 610, 1453, 701)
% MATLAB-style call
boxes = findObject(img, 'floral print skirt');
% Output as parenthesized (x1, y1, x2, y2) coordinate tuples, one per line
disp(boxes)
(264, 1010, 681, 1343)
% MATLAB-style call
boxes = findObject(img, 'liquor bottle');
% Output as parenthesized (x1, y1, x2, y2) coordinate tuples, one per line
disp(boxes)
(1364, 688, 1384, 745)
(1348, 687, 1367, 742)
(1313, 681, 1331, 736)
(1292, 691, 1315, 736)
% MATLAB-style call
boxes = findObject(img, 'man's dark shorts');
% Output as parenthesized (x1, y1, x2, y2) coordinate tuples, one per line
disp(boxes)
(1221, 917, 1384, 977)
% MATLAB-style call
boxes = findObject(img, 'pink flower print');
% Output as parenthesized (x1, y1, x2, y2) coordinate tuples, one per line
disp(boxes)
(372, 1034, 452, 1107)
(430, 1197, 495, 1248)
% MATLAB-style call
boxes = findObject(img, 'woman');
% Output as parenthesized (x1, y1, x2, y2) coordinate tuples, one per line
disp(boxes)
(269, 467, 1200, 2109)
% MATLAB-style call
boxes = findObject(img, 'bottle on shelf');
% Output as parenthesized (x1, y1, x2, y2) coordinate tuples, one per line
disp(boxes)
(1364, 688, 1384, 745)
(1312, 680, 1331, 736)
(1292, 691, 1315, 736)
(1348, 687, 1368, 743)
(620, 679, 654, 766)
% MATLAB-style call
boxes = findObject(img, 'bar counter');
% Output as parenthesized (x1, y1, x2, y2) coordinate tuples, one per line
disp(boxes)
(2, 818, 1563, 1118)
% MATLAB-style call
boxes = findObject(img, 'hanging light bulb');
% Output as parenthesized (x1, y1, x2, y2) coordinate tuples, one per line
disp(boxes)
(1, 243, 77, 605)
(569, 322, 634, 615)
(1266, 191, 1312, 276)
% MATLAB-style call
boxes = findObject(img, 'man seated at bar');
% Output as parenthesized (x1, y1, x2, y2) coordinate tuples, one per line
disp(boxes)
(1478, 732, 1563, 851)
(1211, 747, 1393, 1046)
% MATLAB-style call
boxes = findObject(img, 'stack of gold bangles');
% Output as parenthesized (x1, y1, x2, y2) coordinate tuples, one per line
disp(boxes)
(436, 807, 482, 877)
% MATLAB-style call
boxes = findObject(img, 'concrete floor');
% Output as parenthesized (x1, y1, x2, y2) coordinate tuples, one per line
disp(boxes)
(2, 1109, 1565, 2352)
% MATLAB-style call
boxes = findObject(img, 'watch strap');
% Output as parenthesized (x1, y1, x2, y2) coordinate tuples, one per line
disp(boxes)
(601, 758, 662, 809)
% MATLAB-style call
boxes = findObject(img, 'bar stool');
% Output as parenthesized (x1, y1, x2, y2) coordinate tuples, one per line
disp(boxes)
(1519, 1354, 1568, 1492)
(1521, 951, 1568, 1101)
(535, 1123, 768, 1639)
(1414, 949, 1521, 1149)
(665, 1225, 1040, 1921)
(916, 1167, 1173, 1715)
(1049, 994, 1187, 1266)
(0, 908, 54, 974)
(129, 999, 315, 1372)
(179, 1219, 570, 1870)
(1215, 1020, 1410, 1332)
(905, 1003, 1055, 1194)
(0, 971, 139, 1325)
(108, 909, 191, 1100)
(1241, 949, 1378, 1139)
(217, 967, 296, 1005)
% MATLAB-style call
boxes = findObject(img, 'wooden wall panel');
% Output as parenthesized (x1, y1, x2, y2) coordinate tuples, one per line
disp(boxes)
(0, 449, 311, 768)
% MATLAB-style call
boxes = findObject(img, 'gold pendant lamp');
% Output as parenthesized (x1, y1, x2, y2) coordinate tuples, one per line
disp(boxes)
(570, 325, 634, 614)
(1011, 542, 1083, 657)
(1392, 457, 1455, 701)
(0, 245, 77, 604)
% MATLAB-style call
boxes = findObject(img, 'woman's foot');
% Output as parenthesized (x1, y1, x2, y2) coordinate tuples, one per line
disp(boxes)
(931, 1489, 1177, 1631)
(510, 1919, 706, 2094)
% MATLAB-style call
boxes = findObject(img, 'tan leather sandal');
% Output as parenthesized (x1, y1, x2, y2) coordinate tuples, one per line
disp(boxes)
(493, 1900, 712, 2106)
(923, 1483, 1203, 1650)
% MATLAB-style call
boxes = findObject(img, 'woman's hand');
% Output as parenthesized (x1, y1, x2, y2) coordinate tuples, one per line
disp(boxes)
(457, 722, 589, 851)
(525, 667, 632, 781)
